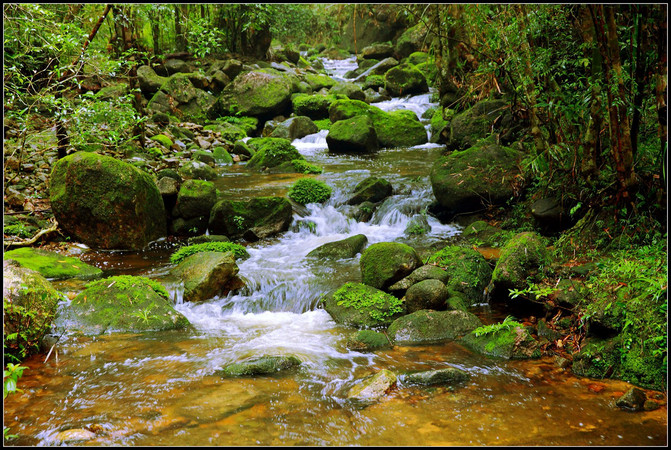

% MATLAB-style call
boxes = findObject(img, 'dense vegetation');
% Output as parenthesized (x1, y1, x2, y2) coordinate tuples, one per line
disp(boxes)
(2, 4, 668, 440)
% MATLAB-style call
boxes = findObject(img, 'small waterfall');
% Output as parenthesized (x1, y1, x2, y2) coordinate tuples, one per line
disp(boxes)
(320, 55, 358, 82)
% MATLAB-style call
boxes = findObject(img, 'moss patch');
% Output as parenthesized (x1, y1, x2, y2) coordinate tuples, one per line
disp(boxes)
(170, 242, 249, 264)
(287, 178, 332, 205)
(322, 282, 405, 328)
(425, 245, 492, 305)
(4, 247, 102, 280)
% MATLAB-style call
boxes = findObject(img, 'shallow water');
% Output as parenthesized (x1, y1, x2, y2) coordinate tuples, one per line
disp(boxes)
(3, 63, 667, 447)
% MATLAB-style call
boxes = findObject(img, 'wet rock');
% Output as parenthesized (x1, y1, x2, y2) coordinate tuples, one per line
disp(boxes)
(208, 70, 294, 118)
(326, 115, 378, 153)
(616, 387, 647, 411)
(245, 138, 304, 172)
(172, 179, 217, 221)
(395, 23, 427, 59)
(446, 99, 508, 151)
(64, 275, 190, 334)
(291, 94, 333, 120)
(50, 152, 166, 250)
(307, 234, 368, 259)
(404, 279, 449, 313)
(388, 309, 482, 345)
(4, 247, 102, 280)
(346, 329, 392, 351)
(531, 197, 568, 231)
(137, 65, 168, 97)
(461, 220, 507, 248)
(347, 176, 393, 205)
(322, 282, 405, 328)
(209, 196, 293, 240)
(388, 265, 450, 293)
(270, 116, 319, 141)
(404, 367, 470, 386)
(218, 355, 301, 377)
(330, 81, 366, 101)
(178, 160, 217, 181)
(384, 65, 429, 97)
(360, 242, 422, 291)
(347, 369, 397, 403)
(171, 251, 239, 302)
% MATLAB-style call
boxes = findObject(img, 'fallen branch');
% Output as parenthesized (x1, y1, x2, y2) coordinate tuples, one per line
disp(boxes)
(4, 219, 59, 249)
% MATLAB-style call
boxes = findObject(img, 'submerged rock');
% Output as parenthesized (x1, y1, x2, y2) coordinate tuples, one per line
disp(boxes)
(346, 369, 397, 403)
(218, 355, 301, 377)
(403, 367, 470, 386)
(346, 329, 392, 351)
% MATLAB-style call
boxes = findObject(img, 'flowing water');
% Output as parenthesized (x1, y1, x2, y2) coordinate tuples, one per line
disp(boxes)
(3, 59, 667, 447)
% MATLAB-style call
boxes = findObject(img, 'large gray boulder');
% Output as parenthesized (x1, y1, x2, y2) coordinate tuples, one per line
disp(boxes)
(209, 70, 294, 118)
(388, 309, 482, 345)
(209, 196, 293, 240)
(306, 234, 368, 259)
(171, 251, 240, 302)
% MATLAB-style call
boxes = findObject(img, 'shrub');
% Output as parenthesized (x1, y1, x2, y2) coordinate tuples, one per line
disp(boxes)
(287, 178, 332, 205)
(170, 241, 249, 265)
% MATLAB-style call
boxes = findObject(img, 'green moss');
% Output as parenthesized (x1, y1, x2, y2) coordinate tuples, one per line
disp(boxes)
(214, 116, 259, 135)
(332, 282, 405, 325)
(170, 242, 249, 264)
(425, 245, 492, 305)
(291, 94, 336, 119)
(362, 74, 385, 90)
(150, 134, 174, 148)
(212, 146, 233, 164)
(287, 178, 332, 205)
(246, 138, 304, 170)
(291, 159, 323, 174)
(313, 119, 331, 131)
(4, 247, 103, 280)
(85, 275, 169, 300)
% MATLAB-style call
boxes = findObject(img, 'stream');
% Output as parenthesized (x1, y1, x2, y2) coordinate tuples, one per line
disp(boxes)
(3, 58, 667, 447)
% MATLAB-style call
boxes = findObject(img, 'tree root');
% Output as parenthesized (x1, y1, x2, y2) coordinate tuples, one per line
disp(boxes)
(3, 219, 60, 249)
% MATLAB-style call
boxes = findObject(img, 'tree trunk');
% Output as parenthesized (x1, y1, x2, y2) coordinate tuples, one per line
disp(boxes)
(174, 4, 186, 52)
(629, 6, 648, 158)
(654, 12, 667, 180)
(590, 5, 637, 201)
(579, 6, 602, 181)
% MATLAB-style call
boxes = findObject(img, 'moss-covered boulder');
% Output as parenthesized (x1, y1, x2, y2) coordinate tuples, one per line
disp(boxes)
(209, 196, 293, 240)
(137, 65, 168, 97)
(430, 140, 522, 219)
(360, 242, 423, 291)
(326, 115, 379, 153)
(404, 213, 431, 236)
(328, 99, 427, 148)
(203, 122, 248, 142)
(346, 329, 392, 351)
(490, 232, 550, 296)
(246, 138, 304, 171)
(217, 355, 301, 377)
(50, 152, 167, 250)
(307, 234, 368, 259)
(291, 94, 334, 120)
(209, 70, 293, 118)
(321, 282, 405, 328)
(147, 73, 216, 121)
(460, 319, 541, 359)
(404, 279, 449, 313)
(64, 275, 190, 334)
(347, 176, 393, 205)
(172, 179, 217, 221)
(4, 247, 102, 281)
(170, 251, 240, 302)
(170, 241, 249, 264)
(361, 43, 395, 60)
(403, 367, 470, 386)
(3, 260, 62, 361)
(346, 369, 397, 403)
(388, 265, 450, 293)
(384, 65, 429, 97)
(287, 178, 332, 205)
(303, 72, 337, 91)
(446, 99, 508, 151)
(387, 309, 482, 345)
(425, 246, 492, 306)
(330, 81, 366, 101)
(374, 109, 428, 148)
(177, 160, 218, 181)
(270, 116, 319, 141)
